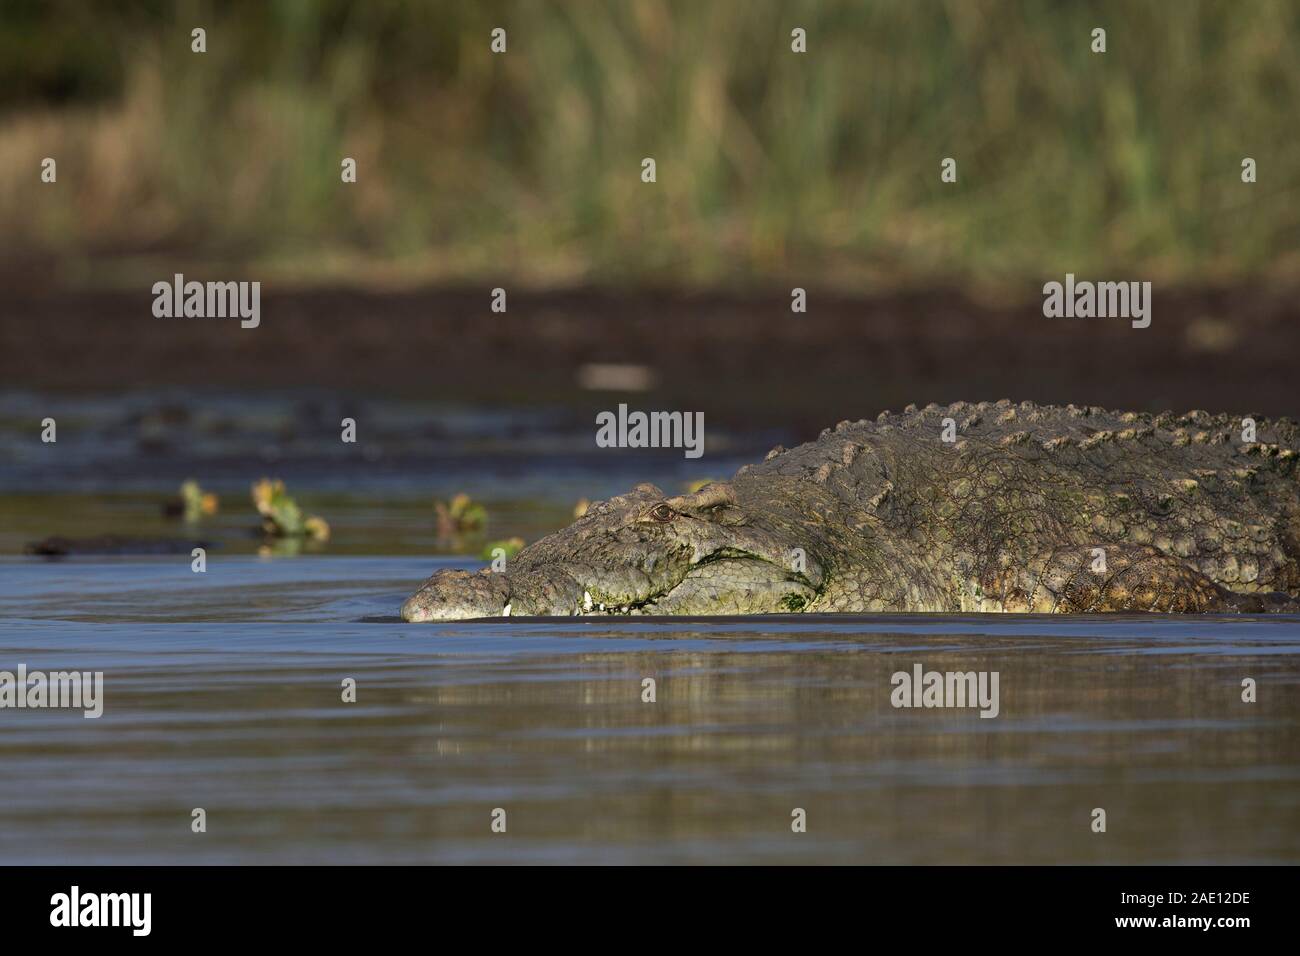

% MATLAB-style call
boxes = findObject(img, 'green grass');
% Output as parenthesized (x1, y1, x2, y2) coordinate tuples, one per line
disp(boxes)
(2, 0, 1298, 290)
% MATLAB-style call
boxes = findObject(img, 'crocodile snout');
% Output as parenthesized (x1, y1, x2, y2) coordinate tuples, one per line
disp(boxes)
(401, 569, 511, 621)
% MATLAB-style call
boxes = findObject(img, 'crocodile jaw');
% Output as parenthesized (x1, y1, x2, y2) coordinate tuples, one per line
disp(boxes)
(401, 555, 815, 621)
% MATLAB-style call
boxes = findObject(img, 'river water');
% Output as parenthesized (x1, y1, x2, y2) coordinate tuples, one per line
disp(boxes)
(1, 391, 1298, 864)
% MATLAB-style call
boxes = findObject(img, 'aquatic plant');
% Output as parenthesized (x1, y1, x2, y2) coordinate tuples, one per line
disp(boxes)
(435, 493, 487, 536)
(481, 537, 525, 561)
(251, 478, 329, 540)
(163, 479, 218, 522)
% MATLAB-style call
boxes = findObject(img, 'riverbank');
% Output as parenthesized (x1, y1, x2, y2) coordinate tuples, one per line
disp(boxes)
(4, 281, 1298, 433)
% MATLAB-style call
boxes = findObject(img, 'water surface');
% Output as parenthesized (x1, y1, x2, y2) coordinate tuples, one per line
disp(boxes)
(2, 555, 1297, 864)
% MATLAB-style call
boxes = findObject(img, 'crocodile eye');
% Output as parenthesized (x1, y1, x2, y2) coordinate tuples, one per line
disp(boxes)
(649, 503, 675, 522)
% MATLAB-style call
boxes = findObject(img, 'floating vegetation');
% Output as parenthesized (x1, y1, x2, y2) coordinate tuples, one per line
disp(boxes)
(163, 479, 218, 522)
(481, 537, 525, 561)
(435, 493, 487, 536)
(251, 478, 329, 540)
(301, 516, 331, 541)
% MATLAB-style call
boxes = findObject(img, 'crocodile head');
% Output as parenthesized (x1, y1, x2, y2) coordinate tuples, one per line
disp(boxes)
(400, 481, 823, 621)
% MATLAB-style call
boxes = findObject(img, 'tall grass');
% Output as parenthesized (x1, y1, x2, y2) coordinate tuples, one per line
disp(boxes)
(1, 0, 1298, 290)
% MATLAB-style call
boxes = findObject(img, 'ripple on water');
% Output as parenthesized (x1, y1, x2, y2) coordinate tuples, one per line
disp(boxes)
(1, 555, 1298, 863)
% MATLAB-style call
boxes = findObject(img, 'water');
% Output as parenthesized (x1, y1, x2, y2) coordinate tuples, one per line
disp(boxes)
(2, 392, 1299, 863)
(2, 553, 1298, 864)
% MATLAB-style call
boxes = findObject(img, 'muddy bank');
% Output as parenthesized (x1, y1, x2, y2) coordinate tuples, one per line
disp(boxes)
(3, 283, 1297, 431)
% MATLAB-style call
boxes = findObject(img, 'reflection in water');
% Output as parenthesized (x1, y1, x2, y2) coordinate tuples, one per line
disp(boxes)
(1, 557, 1297, 864)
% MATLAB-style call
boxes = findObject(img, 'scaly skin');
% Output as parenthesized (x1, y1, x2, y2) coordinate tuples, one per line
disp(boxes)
(401, 401, 1300, 620)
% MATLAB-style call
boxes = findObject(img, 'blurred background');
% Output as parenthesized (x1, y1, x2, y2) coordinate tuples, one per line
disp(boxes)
(5, 0, 1299, 287)
(2, 0, 1299, 551)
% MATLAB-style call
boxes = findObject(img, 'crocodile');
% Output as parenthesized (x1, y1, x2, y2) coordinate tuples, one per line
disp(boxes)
(401, 401, 1300, 620)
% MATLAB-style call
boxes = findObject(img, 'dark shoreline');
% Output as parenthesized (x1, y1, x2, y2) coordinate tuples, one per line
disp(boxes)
(4, 282, 1298, 432)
